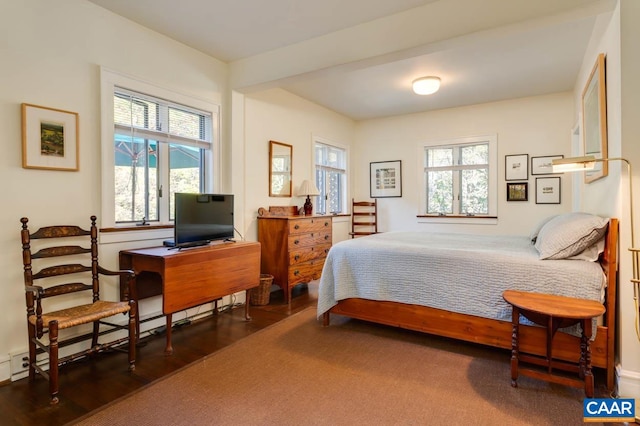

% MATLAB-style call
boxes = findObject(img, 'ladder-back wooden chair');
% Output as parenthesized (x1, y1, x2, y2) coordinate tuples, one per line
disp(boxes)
(20, 215, 137, 404)
(349, 198, 379, 238)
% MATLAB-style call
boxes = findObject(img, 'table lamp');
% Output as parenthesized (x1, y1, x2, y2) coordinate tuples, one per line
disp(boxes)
(297, 180, 320, 216)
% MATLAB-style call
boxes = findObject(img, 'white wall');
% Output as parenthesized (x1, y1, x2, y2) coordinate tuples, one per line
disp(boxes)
(567, 1, 640, 400)
(240, 88, 356, 243)
(0, 0, 228, 380)
(354, 92, 575, 235)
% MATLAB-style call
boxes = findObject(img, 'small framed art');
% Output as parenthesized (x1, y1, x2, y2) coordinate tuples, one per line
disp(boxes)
(531, 155, 563, 175)
(370, 160, 402, 198)
(507, 182, 528, 202)
(22, 103, 79, 171)
(505, 154, 528, 181)
(536, 177, 561, 204)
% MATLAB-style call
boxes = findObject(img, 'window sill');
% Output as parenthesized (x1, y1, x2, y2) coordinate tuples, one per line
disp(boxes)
(417, 215, 498, 225)
(99, 225, 173, 244)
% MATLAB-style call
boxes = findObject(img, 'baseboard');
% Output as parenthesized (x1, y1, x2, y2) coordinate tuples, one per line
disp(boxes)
(0, 354, 10, 383)
(615, 364, 640, 422)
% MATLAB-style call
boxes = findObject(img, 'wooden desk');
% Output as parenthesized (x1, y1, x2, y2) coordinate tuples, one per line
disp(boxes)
(502, 290, 605, 397)
(119, 241, 260, 354)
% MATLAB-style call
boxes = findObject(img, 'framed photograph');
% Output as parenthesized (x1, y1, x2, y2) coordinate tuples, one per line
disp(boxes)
(22, 103, 79, 171)
(536, 177, 561, 204)
(370, 160, 402, 198)
(506, 182, 528, 202)
(505, 154, 528, 181)
(582, 53, 607, 183)
(531, 155, 564, 175)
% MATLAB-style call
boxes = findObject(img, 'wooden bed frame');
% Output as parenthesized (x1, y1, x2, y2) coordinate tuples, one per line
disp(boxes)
(322, 218, 619, 390)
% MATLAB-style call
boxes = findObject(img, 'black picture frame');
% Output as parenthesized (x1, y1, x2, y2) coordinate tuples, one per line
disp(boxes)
(370, 160, 402, 198)
(531, 155, 564, 175)
(505, 154, 528, 181)
(535, 177, 561, 204)
(507, 182, 528, 201)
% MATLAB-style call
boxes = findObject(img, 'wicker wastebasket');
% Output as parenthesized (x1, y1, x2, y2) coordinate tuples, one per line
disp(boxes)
(250, 274, 274, 306)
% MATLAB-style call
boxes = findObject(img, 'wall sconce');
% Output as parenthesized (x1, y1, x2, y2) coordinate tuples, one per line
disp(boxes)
(552, 155, 640, 341)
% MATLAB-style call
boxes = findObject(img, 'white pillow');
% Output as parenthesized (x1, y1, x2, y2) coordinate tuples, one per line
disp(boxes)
(529, 215, 558, 244)
(534, 212, 608, 260)
(567, 238, 605, 262)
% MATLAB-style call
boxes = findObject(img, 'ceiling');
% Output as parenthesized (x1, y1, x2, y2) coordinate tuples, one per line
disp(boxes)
(86, 0, 615, 120)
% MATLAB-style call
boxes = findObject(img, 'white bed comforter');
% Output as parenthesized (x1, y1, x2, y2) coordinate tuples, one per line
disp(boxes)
(317, 231, 605, 335)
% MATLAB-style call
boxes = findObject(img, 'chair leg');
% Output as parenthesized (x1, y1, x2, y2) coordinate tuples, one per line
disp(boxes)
(128, 301, 137, 371)
(48, 321, 60, 405)
(27, 324, 37, 382)
(91, 321, 100, 349)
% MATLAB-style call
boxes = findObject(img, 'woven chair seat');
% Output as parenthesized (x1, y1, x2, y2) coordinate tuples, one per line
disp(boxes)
(28, 300, 131, 330)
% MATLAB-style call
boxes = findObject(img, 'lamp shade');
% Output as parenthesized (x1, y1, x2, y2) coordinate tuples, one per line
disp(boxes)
(412, 76, 441, 95)
(297, 179, 320, 196)
(551, 156, 596, 173)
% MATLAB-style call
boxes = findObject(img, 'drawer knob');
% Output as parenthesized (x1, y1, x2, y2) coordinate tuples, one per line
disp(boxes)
(324, 235, 329, 240)
(294, 255, 300, 261)
(294, 270, 300, 276)
(324, 222, 329, 227)
(294, 239, 300, 245)
(294, 224, 300, 230)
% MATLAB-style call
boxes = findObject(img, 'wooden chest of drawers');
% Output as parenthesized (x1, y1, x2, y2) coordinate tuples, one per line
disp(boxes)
(257, 215, 332, 303)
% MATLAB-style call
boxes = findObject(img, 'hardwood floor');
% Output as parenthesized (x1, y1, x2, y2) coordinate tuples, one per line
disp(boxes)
(0, 284, 318, 426)
(0, 281, 626, 426)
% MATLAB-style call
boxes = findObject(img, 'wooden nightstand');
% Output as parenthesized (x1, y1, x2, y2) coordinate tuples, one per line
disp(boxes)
(258, 215, 332, 303)
(502, 290, 605, 397)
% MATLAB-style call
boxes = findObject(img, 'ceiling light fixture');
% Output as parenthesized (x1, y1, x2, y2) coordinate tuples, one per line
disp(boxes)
(412, 76, 441, 95)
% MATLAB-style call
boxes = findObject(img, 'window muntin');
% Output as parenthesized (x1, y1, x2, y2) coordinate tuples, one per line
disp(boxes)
(314, 141, 347, 215)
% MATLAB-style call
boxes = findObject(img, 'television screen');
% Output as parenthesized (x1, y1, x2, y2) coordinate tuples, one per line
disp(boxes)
(170, 193, 234, 248)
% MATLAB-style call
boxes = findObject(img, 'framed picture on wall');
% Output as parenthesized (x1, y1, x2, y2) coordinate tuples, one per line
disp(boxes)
(531, 155, 564, 175)
(370, 160, 402, 198)
(505, 154, 528, 181)
(21, 103, 79, 171)
(536, 177, 561, 204)
(506, 182, 528, 202)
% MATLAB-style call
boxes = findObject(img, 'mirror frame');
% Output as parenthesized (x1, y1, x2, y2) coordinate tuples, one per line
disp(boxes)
(269, 140, 293, 197)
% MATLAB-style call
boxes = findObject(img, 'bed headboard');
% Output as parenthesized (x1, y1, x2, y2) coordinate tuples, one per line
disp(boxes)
(602, 218, 619, 318)
(601, 218, 618, 380)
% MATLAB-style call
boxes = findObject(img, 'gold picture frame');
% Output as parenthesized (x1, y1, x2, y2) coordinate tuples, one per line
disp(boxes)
(582, 53, 607, 183)
(22, 103, 79, 171)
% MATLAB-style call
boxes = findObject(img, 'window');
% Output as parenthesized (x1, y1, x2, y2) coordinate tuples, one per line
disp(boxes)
(101, 69, 219, 228)
(314, 139, 348, 215)
(420, 135, 497, 217)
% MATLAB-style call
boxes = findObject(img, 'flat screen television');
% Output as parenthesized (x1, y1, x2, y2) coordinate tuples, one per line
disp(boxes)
(165, 193, 235, 248)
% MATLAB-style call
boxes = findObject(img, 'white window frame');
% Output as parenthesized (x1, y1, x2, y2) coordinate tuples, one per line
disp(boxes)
(313, 136, 349, 215)
(418, 134, 498, 223)
(100, 68, 221, 233)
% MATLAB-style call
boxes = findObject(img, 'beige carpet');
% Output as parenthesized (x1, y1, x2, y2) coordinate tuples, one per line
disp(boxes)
(71, 308, 597, 426)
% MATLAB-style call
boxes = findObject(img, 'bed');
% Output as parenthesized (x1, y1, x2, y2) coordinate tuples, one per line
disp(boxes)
(318, 213, 618, 390)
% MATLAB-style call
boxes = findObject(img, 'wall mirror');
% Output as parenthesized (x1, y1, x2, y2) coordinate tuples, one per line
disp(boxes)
(582, 53, 608, 183)
(269, 140, 293, 197)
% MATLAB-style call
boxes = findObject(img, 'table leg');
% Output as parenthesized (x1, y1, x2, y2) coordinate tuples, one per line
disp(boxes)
(164, 313, 173, 355)
(510, 305, 520, 387)
(244, 290, 252, 321)
(581, 319, 595, 397)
